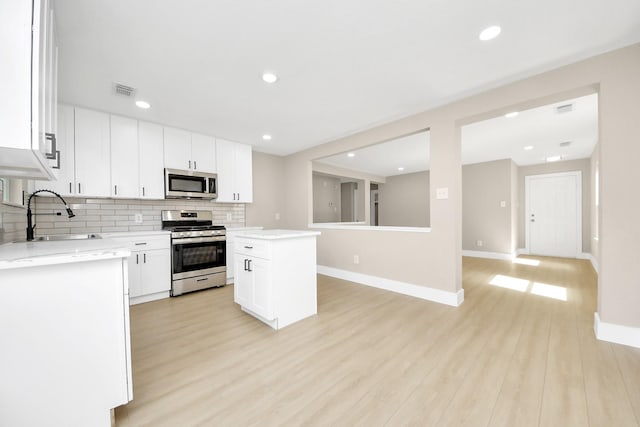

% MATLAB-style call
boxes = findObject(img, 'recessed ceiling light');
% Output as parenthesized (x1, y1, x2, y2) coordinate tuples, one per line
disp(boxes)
(262, 134, 272, 141)
(545, 155, 562, 162)
(135, 100, 151, 109)
(505, 111, 518, 118)
(524, 145, 534, 151)
(262, 72, 278, 83)
(347, 152, 355, 158)
(479, 25, 501, 41)
(398, 167, 405, 171)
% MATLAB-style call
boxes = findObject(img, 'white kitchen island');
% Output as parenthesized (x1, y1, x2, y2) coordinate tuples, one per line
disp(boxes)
(0, 238, 133, 427)
(234, 229, 321, 330)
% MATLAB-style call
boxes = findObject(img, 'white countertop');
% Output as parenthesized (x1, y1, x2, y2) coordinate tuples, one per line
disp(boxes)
(234, 229, 321, 240)
(100, 230, 170, 238)
(0, 238, 131, 270)
(227, 226, 264, 232)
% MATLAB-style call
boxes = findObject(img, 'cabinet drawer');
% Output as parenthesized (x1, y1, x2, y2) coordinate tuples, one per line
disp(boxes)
(103, 233, 170, 251)
(235, 238, 270, 259)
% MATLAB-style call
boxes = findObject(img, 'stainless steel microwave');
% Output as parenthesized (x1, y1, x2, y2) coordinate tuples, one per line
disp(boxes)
(164, 168, 217, 199)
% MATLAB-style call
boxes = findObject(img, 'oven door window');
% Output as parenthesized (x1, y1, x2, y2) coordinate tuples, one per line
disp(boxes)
(169, 175, 206, 193)
(173, 241, 226, 274)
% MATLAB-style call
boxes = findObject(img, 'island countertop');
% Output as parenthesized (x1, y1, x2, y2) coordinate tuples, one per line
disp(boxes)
(0, 238, 131, 270)
(234, 229, 321, 240)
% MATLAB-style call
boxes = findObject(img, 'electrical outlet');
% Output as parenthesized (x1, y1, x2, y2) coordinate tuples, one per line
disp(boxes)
(353, 255, 359, 264)
(476, 240, 483, 247)
(226, 213, 233, 221)
(134, 213, 143, 224)
(436, 187, 449, 199)
(500, 201, 506, 208)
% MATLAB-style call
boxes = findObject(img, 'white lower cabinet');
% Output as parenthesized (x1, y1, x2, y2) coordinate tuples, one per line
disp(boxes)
(102, 232, 171, 305)
(226, 227, 264, 284)
(234, 232, 319, 329)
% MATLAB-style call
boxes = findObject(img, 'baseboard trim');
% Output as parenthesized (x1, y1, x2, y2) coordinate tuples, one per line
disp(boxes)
(462, 250, 516, 261)
(577, 252, 599, 274)
(317, 265, 464, 307)
(516, 248, 529, 255)
(594, 313, 640, 349)
(130, 291, 169, 305)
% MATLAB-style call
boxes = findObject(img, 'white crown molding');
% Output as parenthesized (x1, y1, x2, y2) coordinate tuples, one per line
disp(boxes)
(317, 265, 463, 307)
(594, 313, 640, 349)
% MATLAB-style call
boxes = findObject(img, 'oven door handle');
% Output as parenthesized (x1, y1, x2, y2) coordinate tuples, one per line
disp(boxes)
(172, 236, 226, 245)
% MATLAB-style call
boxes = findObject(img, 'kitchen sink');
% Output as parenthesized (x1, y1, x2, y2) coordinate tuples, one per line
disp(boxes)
(34, 233, 102, 242)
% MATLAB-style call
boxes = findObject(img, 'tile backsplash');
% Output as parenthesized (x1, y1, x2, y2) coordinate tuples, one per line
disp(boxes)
(0, 197, 245, 243)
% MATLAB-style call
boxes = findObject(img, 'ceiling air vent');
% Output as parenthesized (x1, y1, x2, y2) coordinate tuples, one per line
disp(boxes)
(559, 141, 572, 147)
(114, 83, 136, 97)
(556, 103, 574, 114)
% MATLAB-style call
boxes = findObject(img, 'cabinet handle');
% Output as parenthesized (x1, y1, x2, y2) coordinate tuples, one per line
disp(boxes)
(114, 185, 118, 195)
(45, 133, 57, 159)
(194, 160, 197, 170)
(136, 254, 139, 264)
(134, 242, 147, 246)
(142, 186, 145, 197)
(52, 150, 61, 169)
(189, 160, 191, 169)
(69, 182, 72, 193)
(143, 253, 146, 263)
(247, 259, 252, 272)
(78, 183, 81, 194)
(244, 259, 248, 271)
(196, 277, 209, 282)
(244, 245, 253, 249)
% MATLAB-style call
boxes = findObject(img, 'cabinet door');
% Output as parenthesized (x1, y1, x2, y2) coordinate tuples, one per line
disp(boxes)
(140, 249, 171, 295)
(250, 257, 274, 320)
(35, 104, 75, 195)
(234, 143, 253, 203)
(138, 121, 165, 199)
(215, 138, 236, 202)
(163, 126, 192, 170)
(75, 108, 111, 197)
(127, 252, 143, 298)
(234, 255, 252, 308)
(191, 133, 216, 173)
(110, 115, 139, 198)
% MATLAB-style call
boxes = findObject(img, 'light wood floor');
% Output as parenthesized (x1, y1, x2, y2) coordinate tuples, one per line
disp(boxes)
(115, 256, 640, 426)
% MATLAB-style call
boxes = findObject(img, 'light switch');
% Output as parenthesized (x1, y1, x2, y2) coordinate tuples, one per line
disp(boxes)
(226, 213, 233, 221)
(436, 187, 449, 199)
(134, 213, 143, 224)
(500, 201, 507, 208)
(275, 213, 281, 221)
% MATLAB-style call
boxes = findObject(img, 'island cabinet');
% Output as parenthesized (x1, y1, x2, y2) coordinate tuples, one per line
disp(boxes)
(234, 230, 320, 329)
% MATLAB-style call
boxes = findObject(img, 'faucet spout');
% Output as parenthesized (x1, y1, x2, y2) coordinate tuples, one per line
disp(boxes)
(26, 189, 75, 241)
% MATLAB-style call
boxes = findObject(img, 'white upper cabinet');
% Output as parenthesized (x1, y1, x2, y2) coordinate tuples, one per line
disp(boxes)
(75, 108, 111, 197)
(0, 0, 57, 179)
(110, 115, 139, 198)
(163, 127, 192, 171)
(34, 104, 75, 195)
(191, 133, 217, 173)
(164, 127, 216, 173)
(138, 121, 165, 199)
(216, 139, 253, 203)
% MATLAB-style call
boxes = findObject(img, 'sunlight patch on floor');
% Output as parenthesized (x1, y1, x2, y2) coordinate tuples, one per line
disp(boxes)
(489, 275, 530, 292)
(488, 275, 568, 301)
(531, 282, 568, 301)
(513, 258, 541, 266)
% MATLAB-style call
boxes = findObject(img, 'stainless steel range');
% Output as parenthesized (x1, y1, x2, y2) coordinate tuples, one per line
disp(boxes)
(161, 210, 226, 296)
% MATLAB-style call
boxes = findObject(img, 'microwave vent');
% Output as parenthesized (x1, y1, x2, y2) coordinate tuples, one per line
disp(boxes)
(114, 83, 136, 97)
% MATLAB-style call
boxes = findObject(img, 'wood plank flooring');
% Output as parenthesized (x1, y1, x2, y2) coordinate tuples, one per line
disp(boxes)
(115, 256, 640, 426)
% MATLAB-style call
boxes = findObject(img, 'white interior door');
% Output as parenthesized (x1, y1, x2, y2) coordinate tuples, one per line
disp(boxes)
(526, 171, 581, 258)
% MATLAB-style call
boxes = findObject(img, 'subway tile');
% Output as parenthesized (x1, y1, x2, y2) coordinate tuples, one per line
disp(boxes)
(128, 225, 154, 231)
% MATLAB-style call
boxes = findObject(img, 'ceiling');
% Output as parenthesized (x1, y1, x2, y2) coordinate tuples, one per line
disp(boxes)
(54, 0, 640, 156)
